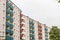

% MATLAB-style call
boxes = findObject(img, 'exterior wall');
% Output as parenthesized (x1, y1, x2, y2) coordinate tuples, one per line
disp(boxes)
(0, 0, 6, 40)
(41, 24, 45, 40)
(29, 18, 35, 40)
(44, 24, 49, 40)
(13, 4, 21, 40)
(33, 21, 38, 40)
(38, 22, 43, 40)
(24, 16, 29, 40)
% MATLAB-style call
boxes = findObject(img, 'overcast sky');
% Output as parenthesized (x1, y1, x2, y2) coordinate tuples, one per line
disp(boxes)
(11, 0, 60, 28)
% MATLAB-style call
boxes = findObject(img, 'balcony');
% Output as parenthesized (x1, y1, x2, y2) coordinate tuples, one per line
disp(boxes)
(10, 17, 13, 22)
(30, 39, 35, 40)
(6, 2, 13, 10)
(29, 22, 34, 25)
(6, 29, 13, 35)
(10, 11, 13, 16)
(6, 15, 10, 20)
(20, 34, 24, 38)
(20, 19, 24, 23)
(6, 35, 13, 40)
(20, 29, 23, 33)
(38, 25, 42, 28)
(30, 30, 34, 33)
(20, 24, 24, 28)
(45, 38, 48, 40)
(45, 34, 48, 37)
(45, 28, 48, 31)
(30, 34, 34, 37)
(30, 26, 34, 29)
(6, 8, 10, 14)
(6, 22, 10, 27)
(10, 24, 13, 29)
(20, 13, 23, 17)
(6, 8, 13, 15)
(38, 36, 42, 39)
(6, 22, 13, 28)
(6, 2, 11, 8)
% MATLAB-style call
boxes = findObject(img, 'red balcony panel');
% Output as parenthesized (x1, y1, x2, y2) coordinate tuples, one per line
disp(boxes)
(20, 24, 24, 28)
(20, 29, 23, 33)
(20, 19, 24, 23)
(20, 13, 23, 17)
(38, 25, 42, 28)
(38, 30, 42, 32)
(20, 34, 24, 38)
(38, 36, 42, 39)
(38, 33, 42, 35)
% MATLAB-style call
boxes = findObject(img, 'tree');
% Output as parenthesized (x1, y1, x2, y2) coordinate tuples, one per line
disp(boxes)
(58, 0, 60, 2)
(49, 26, 60, 40)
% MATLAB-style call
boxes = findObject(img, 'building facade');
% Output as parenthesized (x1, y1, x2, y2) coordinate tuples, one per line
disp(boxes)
(0, 0, 21, 40)
(0, 0, 49, 40)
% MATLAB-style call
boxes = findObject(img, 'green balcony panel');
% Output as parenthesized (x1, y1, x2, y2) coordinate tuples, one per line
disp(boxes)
(10, 11, 13, 16)
(6, 2, 11, 8)
(6, 2, 13, 10)
(6, 29, 13, 35)
(30, 26, 34, 29)
(45, 34, 48, 37)
(6, 8, 13, 15)
(6, 15, 10, 20)
(29, 22, 33, 24)
(6, 35, 13, 40)
(10, 24, 13, 29)
(30, 39, 35, 40)
(6, 22, 10, 27)
(10, 17, 13, 22)
(6, 22, 13, 28)
(30, 34, 34, 37)
(10, 5, 13, 10)
(45, 28, 48, 31)
(45, 38, 48, 40)
(30, 30, 34, 33)
(6, 8, 10, 14)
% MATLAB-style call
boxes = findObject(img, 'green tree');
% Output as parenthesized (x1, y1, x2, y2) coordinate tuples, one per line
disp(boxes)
(49, 26, 60, 40)
(58, 0, 60, 2)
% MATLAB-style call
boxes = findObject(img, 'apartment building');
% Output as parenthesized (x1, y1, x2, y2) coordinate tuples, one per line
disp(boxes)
(0, 0, 21, 40)
(0, 0, 49, 40)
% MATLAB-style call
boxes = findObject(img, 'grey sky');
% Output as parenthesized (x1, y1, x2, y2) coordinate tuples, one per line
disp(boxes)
(11, 0, 60, 27)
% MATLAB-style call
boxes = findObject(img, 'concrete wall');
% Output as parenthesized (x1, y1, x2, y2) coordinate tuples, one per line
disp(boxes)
(12, 2, 21, 40)
(33, 21, 39, 40)
(0, 0, 6, 40)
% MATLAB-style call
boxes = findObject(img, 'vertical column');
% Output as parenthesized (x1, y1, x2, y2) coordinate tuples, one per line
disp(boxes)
(44, 24, 48, 40)
(29, 19, 35, 40)
(34, 21, 38, 40)
(38, 23, 42, 40)
(0, 0, 6, 40)
(6, 0, 14, 40)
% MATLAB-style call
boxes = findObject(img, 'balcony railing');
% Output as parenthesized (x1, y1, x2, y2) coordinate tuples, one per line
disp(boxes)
(30, 33, 34, 37)
(45, 28, 48, 31)
(45, 34, 48, 37)
(6, 29, 13, 35)
(10, 18, 13, 22)
(6, 22, 13, 28)
(6, 35, 13, 40)
(6, 8, 13, 15)
(30, 30, 34, 33)
(6, 15, 10, 20)
(30, 26, 34, 29)
(6, 2, 13, 10)
(45, 38, 48, 40)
